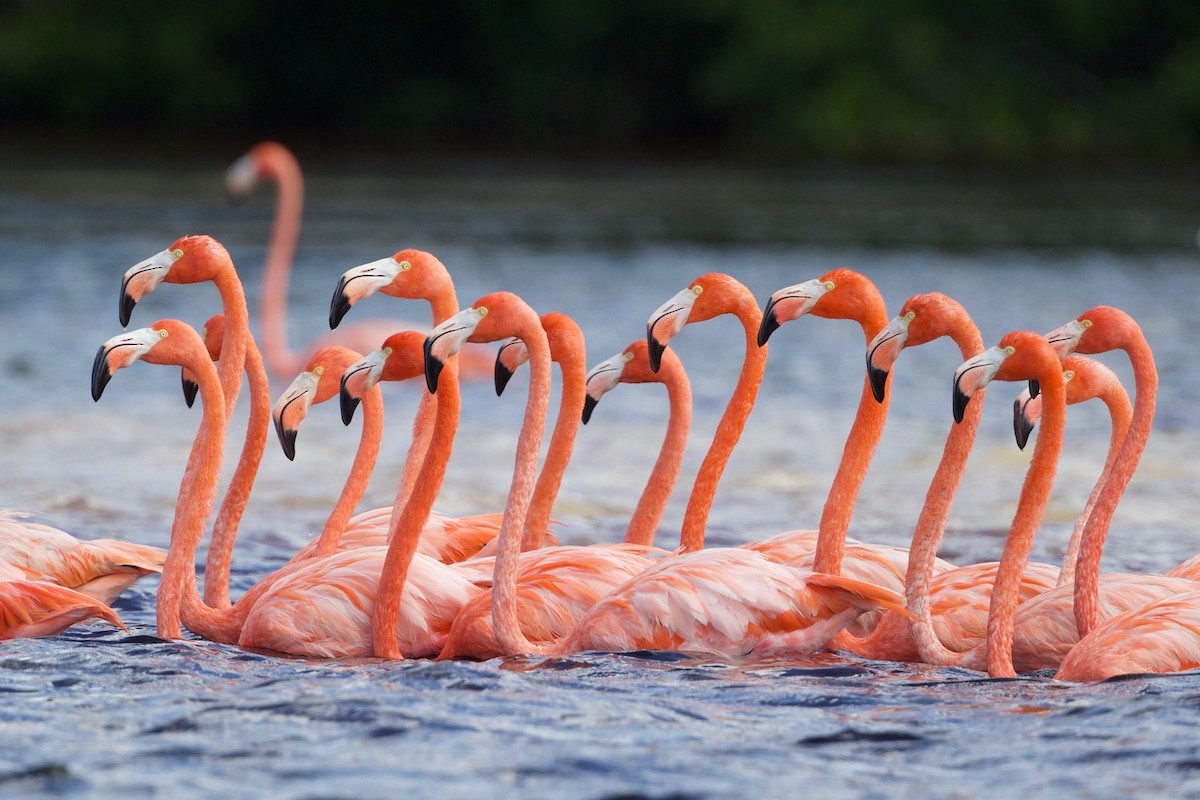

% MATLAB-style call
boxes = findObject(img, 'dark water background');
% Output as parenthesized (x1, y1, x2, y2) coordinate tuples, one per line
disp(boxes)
(1, 159, 1198, 798)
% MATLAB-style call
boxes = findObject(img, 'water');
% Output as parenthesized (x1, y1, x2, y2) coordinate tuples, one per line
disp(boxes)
(1, 159, 1199, 798)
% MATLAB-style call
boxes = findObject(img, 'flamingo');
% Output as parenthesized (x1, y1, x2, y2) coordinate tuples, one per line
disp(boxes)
(93, 320, 480, 654)
(579, 340, 692, 548)
(119, 235, 269, 610)
(225, 142, 408, 378)
(0, 559, 126, 639)
(1055, 592, 1200, 681)
(399, 295, 663, 659)
(0, 510, 164, 605)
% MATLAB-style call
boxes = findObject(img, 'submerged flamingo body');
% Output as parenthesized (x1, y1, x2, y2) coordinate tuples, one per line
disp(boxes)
(1056, 592, 1200, 681)
(0, 573, 126, 639)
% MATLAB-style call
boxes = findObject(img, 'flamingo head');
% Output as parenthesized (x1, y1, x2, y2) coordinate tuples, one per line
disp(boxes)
(329, 249, 449, 329)
(1012, 356, 1120, 451)
(224, 151, 262, 200)
(338, 331, 426, 424)
(865, 293, 970, 403)
(92, 320, 205, 402)
(119, 235, 229, 326)
(953, 331, 1059, 423)
(582, 341, 675, 424)
(183, 313, 226, 408)
(424, 292, 538, 392)
(272, 346, 362, 460)
(494, 337, 528, 397)
(645, 273, 749, 372)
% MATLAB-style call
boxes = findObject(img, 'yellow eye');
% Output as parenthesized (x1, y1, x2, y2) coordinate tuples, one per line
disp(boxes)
(399, 261, 411, 271)
(1063, 370, 1075, 381)
(904, 311, 916, 321)
(622, 351, 635, 362)
(1082, 319, 1093, 328)
(314, 366, 325, 376)
(477, 307, 488, 317)
(383, 346, 393, 356)
(158, 329, 168, 339)
(824, 281, 835, 290)
(692, 285, 703, 295)
(1003, 346, 1015, 356)
(172, 249, 184, 258)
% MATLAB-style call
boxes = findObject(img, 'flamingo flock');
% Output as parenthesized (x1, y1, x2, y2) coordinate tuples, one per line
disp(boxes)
(5, 142, 1194, 683)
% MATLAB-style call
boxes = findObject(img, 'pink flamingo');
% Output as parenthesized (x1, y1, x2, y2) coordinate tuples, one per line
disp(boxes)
(225, 142, 424, 378)
(94, 320, 480, 654)
(1055, 592, 1200, 680)
(401, 295, 662, 659)
(119, 236, 270, 610)
(0, 511, 164, 605)
(0, 559, 126, 639)
(579, 340, 692, 548)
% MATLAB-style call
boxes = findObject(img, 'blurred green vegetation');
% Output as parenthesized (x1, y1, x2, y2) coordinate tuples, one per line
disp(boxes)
(3, 0, 1200, 161)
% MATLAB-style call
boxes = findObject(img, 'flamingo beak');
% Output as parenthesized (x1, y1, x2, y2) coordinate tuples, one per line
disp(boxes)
(494, 338, 527, 397)
(581, 352, 627, 424)
(91, 328, 163, 401)
(272, 370, 319, 460)
(865, 314, 911, 404)
(756, 279, 831, 347)
(423, 308, 483, 393)
(1012, 388, 1039, 451)
(182, 369, 199, 408)
(646, 288, 698, 373)
(119, 250, 179, 327)
(224, 152, 258, 202)
(952, 345, 1007, 423)
(329, 258, 401, 329)
(338, 349, 387, 425)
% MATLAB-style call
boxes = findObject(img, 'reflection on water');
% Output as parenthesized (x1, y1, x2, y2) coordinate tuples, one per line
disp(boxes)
(0, 162, 1198, 797)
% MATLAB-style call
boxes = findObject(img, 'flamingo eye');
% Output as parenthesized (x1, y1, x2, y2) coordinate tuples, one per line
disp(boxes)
(477, 307, 488, 317)
(383, 347, 393, 356)
(622, 351, 635, 362)
(399, 261, 411, 271)
(905, 311, 916, 321)
(1003, 346, 1015, 356)
(172, 249, 184, 258)
(824, 281, 835, 290)
(158, 329, 169, 339)
(1082, 319, 1093, 328)
(1063, 370, 1075, 382)
(691, 285, 703, 295)
(314, 366, 325, 376)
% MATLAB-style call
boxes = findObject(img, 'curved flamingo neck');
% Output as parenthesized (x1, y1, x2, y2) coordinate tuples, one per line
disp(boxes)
(1058, 384, 1132, 587)
(679, 291, 764, 551)
(809, 303, 891, 574)
(624, 370, 692, 547)
(210, 266, 251, 412)
(203, 337, 270, 609)
(524, 325, 586, 549)
(312, 387, 385, 557)
(155, 347, 243, 643)
(1074, 335, 1154, 635)
(371, 377, 460, 659)
(985, 371, 1066, 677)
(491, 318, 552, 655)
(257, 146, 304, 376)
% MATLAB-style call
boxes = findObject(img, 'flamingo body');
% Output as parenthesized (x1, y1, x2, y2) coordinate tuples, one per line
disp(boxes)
(1056, 591, 1200, 681)
(0, 561, 126, 639)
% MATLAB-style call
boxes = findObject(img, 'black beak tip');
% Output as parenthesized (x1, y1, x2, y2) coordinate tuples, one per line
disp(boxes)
(274, 415, 298, 461)
(757, 304, 780, 347)
(494, 361, 514, 397)
(1013, 399, 1034, 451)
(91, 347, 112, 402)
(329, 281, 351, 330)
(646, 328, 666, 374)
(119, 290, 136, 328)
(582, 394, 599, 425)
(952, 383, 971, 424)
(182, 372, 199, 408)
(339, 387, 361, 426)
(423, 337, 444, 394)
(1028, 379, 1040, 399)
(867, 364, 889, 404)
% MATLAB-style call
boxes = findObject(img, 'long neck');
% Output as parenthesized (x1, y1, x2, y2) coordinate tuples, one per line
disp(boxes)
(203, 336, 270, 609)
(1058, 388, 1131, 587)
(679, 295, 765, 551)
(156, 352, 243, 644)
(524, 345, 585, 549)
(901, 324, 990, 665)
(491, 322, 552, 655)
(1073, 338, 1153, 635)
(212, 266, 251, 412)
(371, 380, 460, 659)
(986, 372, 1065, 678)
(258, 152, 304, 376)
(312, 387, 385, 556)
(624, 375, 692, 547)
(809, 307, 892, 574)
(398, 286, 462, 502)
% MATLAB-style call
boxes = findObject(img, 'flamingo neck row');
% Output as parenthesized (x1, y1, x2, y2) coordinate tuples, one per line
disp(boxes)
(624, 369, 692, 547)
